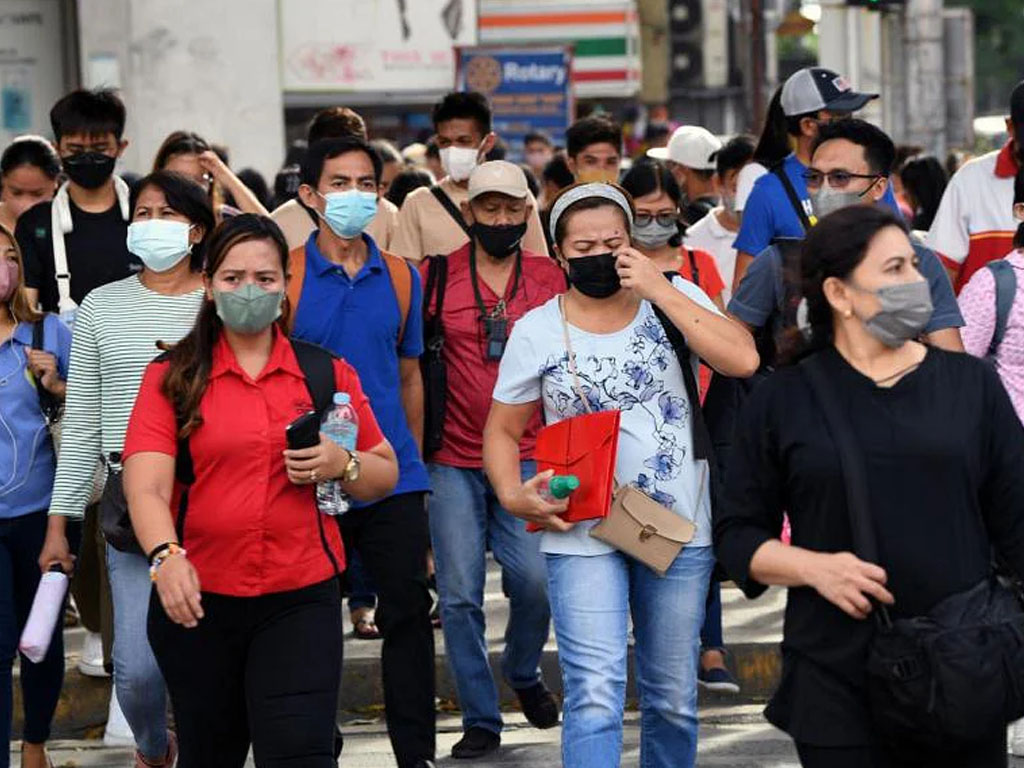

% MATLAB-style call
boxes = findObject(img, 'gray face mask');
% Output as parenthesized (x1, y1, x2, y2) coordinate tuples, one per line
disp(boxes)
(633, 219, 678, 249)
(854, 279, 934, 348)
(811, 185, 865, 219)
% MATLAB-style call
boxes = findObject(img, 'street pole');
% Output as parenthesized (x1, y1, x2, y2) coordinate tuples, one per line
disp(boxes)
(903, 0, 946, 157)
(750, 0, 766, 126)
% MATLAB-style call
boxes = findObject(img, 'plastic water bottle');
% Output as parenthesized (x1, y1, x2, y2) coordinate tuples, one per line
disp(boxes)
(541, 474, 580, 502)
(317, 392, 359, 516)
(19, 566, 69, 663)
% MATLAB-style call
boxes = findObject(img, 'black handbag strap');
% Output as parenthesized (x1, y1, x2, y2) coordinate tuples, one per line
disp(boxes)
(423, 254, 449, 329)
(431, 185, 472, 238)
(798, 354, 882, 565)
(771, 161, 813, 233)
(685, 248, 700, 288)
(31, 319, 62, 425)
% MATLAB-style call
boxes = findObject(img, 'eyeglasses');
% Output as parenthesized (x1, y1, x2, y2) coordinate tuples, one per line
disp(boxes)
(633, 212, 678, 228)
(804, 170, 882, 190)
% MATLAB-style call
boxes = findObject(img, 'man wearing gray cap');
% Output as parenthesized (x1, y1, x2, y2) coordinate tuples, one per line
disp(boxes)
(648, 125, 723, 225)
(419, 161, 566, 760)
(731, 67, 902, 291)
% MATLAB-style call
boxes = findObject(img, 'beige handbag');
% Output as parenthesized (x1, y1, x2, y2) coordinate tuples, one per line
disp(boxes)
(558, 297, 700, 576)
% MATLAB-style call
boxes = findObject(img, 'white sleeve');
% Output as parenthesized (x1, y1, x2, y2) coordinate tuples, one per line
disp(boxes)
(493, 313, 543, 405)
(926, 169, 970, 264)
(671, 274, 722, 316)
(734, 163, 769, 212)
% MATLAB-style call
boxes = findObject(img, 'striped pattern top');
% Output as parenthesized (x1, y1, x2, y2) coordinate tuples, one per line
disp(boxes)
(50, 275, 204, 518)
(479, 0, 641, 98)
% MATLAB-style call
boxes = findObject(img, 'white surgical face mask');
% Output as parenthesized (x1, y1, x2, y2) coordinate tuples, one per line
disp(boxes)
(440, 145, 480, 182)
(126, 219, 192, 273)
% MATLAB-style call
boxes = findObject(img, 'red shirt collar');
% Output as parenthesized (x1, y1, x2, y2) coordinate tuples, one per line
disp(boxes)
(995, 141, 1019, 179)
(210, 325, 304, 382)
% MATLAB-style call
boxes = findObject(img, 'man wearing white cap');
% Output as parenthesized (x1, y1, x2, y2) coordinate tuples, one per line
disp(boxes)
(419, 161, 566, 760)
(730, 67, 904, 291)
(648, 125, 724, 225)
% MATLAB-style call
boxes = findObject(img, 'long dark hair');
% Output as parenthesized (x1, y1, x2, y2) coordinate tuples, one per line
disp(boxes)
(152, 130, 210, 173)
(785, 206, 908, 362)
(752, 86, 791, 167)
(899, 155, 948, 231)
(161, 214, 289, 437)
(130, 171, 216, 271)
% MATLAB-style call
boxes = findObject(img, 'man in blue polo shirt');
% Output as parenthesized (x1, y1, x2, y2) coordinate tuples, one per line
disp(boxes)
(732, 67, 903, 291)
(291, 136, 434, 768)
(729, 119, 964, 361)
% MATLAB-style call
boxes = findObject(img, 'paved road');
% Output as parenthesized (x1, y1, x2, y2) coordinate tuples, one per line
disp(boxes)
(18, 708, 1024, 767)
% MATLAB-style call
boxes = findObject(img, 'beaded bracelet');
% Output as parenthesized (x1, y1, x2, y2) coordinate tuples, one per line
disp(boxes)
(149, 543, 187, 582)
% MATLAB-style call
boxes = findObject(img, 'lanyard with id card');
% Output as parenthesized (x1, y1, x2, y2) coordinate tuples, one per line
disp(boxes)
(469, 242, 522, 361)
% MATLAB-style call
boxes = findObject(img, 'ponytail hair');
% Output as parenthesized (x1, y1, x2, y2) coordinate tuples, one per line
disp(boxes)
(780, 205, 908, 363)
(160, 214, 289, 437)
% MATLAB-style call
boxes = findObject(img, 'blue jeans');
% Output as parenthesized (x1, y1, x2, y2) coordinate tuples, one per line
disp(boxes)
(0, 511, 64, 766)
(700, 579, 724, 651)
(106, 545, 168, 760)
(428, 462, 549, 734)
(546, 546, 713, 768)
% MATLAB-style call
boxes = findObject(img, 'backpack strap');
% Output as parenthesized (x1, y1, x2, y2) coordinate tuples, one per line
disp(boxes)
(290, 338, 337, 417)
(987, 259, 1017, 358)
(423, 254, 449, 324)
(771, 161, 815, 233)
(686, 248, 700, 288)
(430, 185, 472, 238)
(285, 244, 307, 333)
(381, 250, 412, 348)
(31, 318, 62, 425)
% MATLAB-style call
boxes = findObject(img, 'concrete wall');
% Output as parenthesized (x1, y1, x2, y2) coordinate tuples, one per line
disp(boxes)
(76, 0, 285, 180)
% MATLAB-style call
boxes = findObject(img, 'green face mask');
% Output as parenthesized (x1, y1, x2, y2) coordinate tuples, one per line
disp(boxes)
(213, 283, 283, 334)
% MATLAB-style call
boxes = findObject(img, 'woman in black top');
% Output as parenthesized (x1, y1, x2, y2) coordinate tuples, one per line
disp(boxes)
(714, 205, 1024, 767)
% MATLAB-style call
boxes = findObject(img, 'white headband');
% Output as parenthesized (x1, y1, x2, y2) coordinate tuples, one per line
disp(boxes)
(548, 183, 634, 244)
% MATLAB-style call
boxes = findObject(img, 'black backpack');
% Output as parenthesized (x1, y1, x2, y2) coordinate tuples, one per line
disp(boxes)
(421, 254, 449, 458)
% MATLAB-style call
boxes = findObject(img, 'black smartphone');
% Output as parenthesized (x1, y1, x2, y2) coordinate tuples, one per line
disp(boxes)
(286, 411, 320, 450)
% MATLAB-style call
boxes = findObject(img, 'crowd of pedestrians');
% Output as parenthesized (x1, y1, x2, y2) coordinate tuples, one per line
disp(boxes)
(1, 69, 1023, 768)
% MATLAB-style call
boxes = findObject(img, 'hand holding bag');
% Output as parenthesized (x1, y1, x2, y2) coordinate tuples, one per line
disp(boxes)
(800, 353, 1024, 748)
(555, 296, 697, 574)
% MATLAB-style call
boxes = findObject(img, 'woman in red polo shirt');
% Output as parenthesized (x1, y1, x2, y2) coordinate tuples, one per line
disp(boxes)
(122, 214, 398, 767)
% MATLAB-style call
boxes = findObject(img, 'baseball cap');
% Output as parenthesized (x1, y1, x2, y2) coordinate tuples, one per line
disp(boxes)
(781, 68, 878, 117)
(468, 160, 529, 201)
(1010, 80, 1024, 128)
(647, 126, 723, 170)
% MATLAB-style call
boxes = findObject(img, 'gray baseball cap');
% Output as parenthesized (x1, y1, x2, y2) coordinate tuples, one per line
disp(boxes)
(781, 68, 878, 117)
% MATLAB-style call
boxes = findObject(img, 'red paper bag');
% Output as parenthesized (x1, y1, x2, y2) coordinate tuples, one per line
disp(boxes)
(527, 410, 620, 532)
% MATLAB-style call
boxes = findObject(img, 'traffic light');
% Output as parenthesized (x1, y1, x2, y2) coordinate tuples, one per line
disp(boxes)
(846, 0, 905, 9)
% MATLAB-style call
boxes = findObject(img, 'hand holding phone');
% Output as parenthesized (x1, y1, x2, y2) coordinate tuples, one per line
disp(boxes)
(286, 411, 321, 450)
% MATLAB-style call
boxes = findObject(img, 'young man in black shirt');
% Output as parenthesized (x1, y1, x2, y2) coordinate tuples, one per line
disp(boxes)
(17, 88, 137, 323)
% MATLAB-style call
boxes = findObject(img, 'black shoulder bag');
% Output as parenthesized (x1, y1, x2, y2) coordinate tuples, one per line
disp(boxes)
(800, 352, 1024, 748)
(421, 255, 449, 457)
(431, 185, 472, 238)
(771, 161, 814, 233)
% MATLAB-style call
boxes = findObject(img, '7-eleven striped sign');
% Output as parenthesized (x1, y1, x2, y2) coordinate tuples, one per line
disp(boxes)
(478, 1, 642, 99)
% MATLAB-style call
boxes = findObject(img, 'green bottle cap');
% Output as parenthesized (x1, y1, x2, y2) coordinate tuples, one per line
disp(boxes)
(548, 475, 580, 499)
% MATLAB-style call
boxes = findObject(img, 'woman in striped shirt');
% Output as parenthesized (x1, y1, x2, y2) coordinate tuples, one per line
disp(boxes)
(38, 171, 214, 768)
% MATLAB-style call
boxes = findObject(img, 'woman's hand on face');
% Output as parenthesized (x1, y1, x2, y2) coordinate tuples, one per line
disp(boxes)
(196, 150, 230, 182)
(26, 350, 64, 397)
(155, 555, 204, 628)
(803, 551, 894, 620)
(615, 247, 673, 303)
(502, 469, 575, 533)
(284, 435, 349, 486)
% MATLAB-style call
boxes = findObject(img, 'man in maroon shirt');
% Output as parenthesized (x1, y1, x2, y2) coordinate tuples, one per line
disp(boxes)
(420, 162, 566, 759)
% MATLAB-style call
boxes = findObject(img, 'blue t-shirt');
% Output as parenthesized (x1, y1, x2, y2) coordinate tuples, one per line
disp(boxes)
(0, 315, 72, 518)
(291, 232, 429, 500)
(733, 153, 903, 256)
(728, 239, 964, 336)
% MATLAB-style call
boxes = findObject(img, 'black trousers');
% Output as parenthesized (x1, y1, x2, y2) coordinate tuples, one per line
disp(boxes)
(0, 511, 64, 758)
(340, 491, 435, 767)
(796, 732, 1008, 768)
(148, 577, 342, 768)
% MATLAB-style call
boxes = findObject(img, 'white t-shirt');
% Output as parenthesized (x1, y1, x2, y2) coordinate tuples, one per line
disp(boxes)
(493, 279, 717, 556)
(685, 206, 739, 302)
(735, 162, 769, 212)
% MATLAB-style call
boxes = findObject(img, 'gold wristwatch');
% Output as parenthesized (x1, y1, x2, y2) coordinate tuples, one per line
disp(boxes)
(342, 450, 361, 483)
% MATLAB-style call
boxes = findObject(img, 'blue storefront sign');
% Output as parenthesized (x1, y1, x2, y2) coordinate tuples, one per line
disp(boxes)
(456, 45, 573, 161)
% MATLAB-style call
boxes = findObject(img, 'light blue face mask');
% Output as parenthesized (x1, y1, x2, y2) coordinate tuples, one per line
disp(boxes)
(126, 219, 193, 273)
(318, 189, 378, 239)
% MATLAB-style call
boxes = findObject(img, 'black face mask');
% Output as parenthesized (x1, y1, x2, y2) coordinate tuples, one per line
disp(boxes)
(62, 151, 116, 189)
(472, 221, 527, 260)
(566, 252, 621, 299)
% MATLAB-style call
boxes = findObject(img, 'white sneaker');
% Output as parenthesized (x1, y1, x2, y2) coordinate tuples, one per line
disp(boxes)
(1009, 718, 1024, 757)
(103, 687, 135, 748)
(77, 631, 109, 677)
